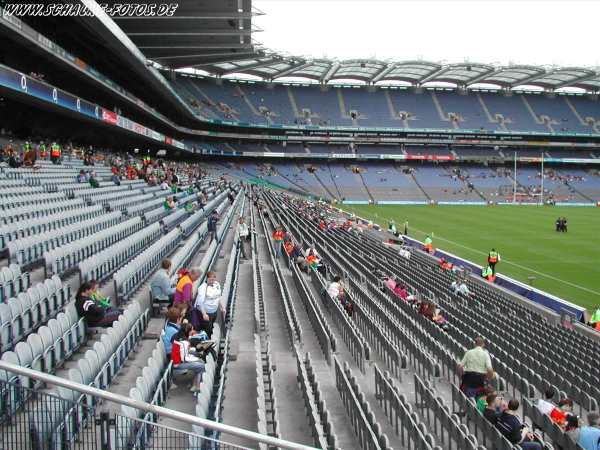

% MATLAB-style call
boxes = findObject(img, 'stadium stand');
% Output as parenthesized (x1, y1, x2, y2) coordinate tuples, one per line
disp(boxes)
(4, 3, 600, 448)
(172, 76, 600, 133)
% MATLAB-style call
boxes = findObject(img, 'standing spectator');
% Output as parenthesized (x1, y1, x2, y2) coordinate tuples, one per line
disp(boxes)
(496, 399, 542, 449)
(578, 413, 600, 450)
(150, 259, 176, 306)
(458, 337, 495, 398)
(237, 217, 250, 259)
(327, 276, 343, 300)
(50, 141, 61, 164)
(173, 267, 201, 306)
(207, 210, 219, 243)
(272, 225, 284, 258)
(487, 248, 500, 275)
(192, 271, 223, 335)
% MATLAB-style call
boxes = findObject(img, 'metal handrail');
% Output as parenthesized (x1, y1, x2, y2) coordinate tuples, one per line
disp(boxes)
(0, 360, 318, 450)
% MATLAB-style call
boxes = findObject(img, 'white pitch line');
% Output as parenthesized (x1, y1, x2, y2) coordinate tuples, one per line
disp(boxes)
(406, 225, 600, 298)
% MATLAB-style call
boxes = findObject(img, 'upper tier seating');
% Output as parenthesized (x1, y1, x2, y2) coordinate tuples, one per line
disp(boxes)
(174, 75, 600, 134)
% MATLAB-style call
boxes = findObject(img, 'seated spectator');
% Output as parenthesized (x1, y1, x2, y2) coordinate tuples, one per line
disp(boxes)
(162, 307, 181, 355)
(496, 399, 542, 450)
(420, 301, 448, 330)
(451, 279, 471, 298)
(565, 415, 580, 444)
(171, 322, 205, 393)
(151, 259, 176, 305)
(536, 387, 556, 416)
(163, 196, 176, 210)
(385, 277, 397, 291)
(589, 305, 600, 331)
(578, 413, 600, 450)
(477, 386, 496, 413)
(77, 170, 87, 183)
(111, 173, 121, 186)
(483, 393, 505, 425)
(89, 171, 99, 188)
(551, 398, 574, 428)
(75, 281, 122, 327)
(173, 267, 201, 306)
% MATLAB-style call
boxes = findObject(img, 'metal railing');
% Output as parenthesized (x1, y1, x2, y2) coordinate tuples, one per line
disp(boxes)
(0, 361, 319, 450)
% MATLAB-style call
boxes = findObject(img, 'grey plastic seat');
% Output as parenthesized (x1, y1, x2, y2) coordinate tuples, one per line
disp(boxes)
(14, 341, 34, 389)
(0, 303, 13, 351)
(37, 326, 56, 374)
(7, 298, 24, 343)
(26, 334, 45, 374)
(47, 319, 64, 363)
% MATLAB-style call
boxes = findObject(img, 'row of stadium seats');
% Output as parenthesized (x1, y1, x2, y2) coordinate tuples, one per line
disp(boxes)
(174, 76, 600, 133)
(262, 190, 568, 449)
(0, 276, 69, 352)
(0, 264, 30, 302)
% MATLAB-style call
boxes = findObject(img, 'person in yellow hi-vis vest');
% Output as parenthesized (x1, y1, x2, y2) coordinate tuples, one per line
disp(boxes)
(487, 248, 500, 274)
(424, 235, 433, 254)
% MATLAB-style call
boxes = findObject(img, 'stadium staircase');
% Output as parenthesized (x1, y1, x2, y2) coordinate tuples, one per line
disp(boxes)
(409, 171, 433, 201)
(302, 164, 336, 200)
(350, 166, 375, 203)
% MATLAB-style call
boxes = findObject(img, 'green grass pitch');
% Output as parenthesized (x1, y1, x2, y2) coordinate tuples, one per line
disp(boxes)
(341, 204, 600, 311)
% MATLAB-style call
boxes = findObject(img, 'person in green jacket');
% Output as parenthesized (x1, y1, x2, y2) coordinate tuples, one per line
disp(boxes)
(424, 235, 433, 253)
(482, 265, 494, 281)
(590, 306, 600, 330)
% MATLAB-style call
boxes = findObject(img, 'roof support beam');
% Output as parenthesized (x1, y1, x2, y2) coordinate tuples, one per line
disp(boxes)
(370, 64, 396, 84)
(465, 68, 508, 86)
(218, 57, 281, 75)
(270, 61, 312, 80)
(418, 66, 451, 85)
(553, 72, 598, 90)
(321, 62, 340, 83)
(510, 71, 557, 89)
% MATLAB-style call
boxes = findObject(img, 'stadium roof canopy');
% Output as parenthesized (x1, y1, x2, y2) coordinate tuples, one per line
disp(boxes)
(107, 0, 600, 92)
(108, 0, 259, 69)
(195, 56, 600, 92)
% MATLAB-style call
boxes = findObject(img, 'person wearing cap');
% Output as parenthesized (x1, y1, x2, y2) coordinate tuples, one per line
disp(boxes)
(458, 337, 495, 398)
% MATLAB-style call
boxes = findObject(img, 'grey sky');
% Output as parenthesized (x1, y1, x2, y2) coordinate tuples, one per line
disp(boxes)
(253, 0, 600, 68)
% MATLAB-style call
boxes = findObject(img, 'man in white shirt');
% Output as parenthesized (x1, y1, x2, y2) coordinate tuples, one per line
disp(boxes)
(237, 217, 250, 259)
(193, 271, 224, 335)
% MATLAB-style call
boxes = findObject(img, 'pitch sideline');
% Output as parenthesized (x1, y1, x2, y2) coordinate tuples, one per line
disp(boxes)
(405, 225, 600, 299)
